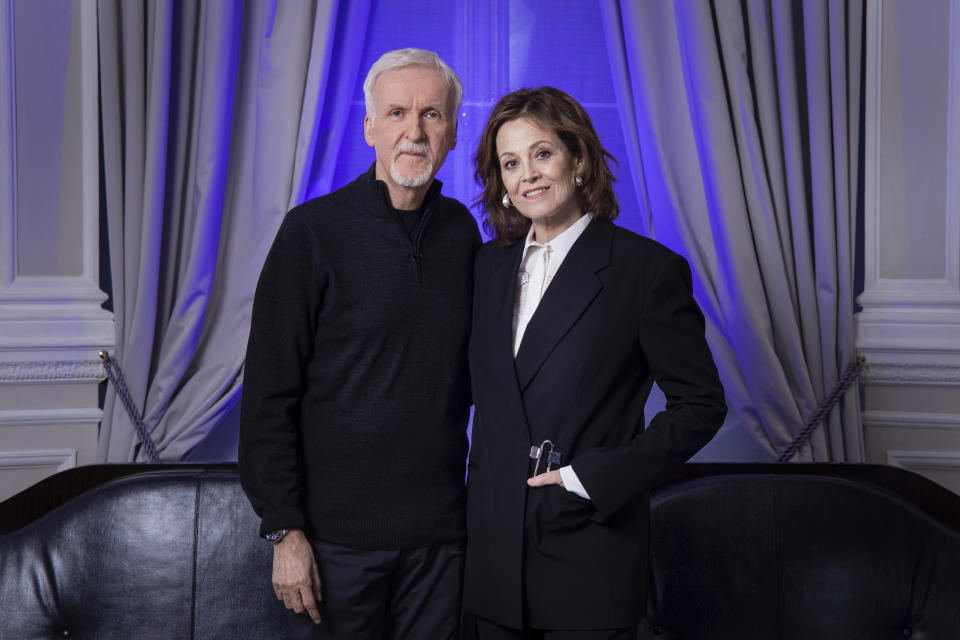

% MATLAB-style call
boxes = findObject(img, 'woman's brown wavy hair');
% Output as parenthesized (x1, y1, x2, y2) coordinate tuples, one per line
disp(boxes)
(474, 86, 619, 245)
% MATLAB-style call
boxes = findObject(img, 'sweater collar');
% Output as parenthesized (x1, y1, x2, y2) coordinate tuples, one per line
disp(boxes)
(362, 162, 443, 212)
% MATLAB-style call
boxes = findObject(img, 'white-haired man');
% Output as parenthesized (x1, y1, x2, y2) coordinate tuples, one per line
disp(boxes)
(239, 49, 479, 639)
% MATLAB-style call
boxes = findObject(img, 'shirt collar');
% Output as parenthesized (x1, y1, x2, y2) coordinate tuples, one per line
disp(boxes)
(522, 213, 593, 261)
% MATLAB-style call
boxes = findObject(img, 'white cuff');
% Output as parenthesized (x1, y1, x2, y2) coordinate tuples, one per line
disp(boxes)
(558, 465, 591, 500)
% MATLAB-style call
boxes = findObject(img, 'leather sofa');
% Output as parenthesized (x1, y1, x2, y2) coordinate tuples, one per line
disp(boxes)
(637, 464, 960, 639)
(0, 465, 316, 640)
(1, 464, 959, 639)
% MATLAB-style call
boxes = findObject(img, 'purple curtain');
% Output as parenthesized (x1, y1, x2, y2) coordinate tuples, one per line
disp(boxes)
(98, 0, 371, 461)
(600, 0, 865, 461)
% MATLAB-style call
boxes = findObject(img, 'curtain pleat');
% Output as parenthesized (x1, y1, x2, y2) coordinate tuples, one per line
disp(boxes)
(600, 0, 864, 461)
(97, 0, 371, 461)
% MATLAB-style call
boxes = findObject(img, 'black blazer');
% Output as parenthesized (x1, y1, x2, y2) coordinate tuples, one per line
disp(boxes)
(464, 218, 727, 630)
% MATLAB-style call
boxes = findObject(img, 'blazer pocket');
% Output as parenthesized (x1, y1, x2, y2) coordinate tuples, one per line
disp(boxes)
(528, 485, 596, 539)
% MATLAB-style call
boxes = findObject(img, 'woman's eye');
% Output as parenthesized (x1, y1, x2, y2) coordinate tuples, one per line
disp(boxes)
(536, 150, 552, 159)
(503, 160, 518, 170)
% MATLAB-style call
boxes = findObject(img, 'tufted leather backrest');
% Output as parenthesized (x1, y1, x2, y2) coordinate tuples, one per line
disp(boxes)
(639, 474, 960, 639)
(0, 471, 315, 640)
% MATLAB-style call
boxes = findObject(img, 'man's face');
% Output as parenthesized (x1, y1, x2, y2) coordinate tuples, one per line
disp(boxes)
(364, 65, 457, 195)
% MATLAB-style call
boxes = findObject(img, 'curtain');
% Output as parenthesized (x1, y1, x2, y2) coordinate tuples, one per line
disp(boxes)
(97, 0, 371, 461)
(600, 0, 864, 461)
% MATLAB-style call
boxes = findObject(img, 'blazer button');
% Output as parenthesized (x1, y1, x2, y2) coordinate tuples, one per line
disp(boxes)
(903, 629, 913, 638)
(61, 630, 71, 639)
(652, 624, 663, 635)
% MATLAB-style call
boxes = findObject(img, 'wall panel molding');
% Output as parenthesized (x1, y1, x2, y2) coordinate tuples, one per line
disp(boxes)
(887, 450, 960, 474)
(0, 1, 109, 497)
(860, 0, 960, 300)
(948, 0, 960, 295)
(863, 409, 960, 431)
(0, 0, 113, 356)
(0, 0, 16, 278)
(862, 363, 960, 386)
(856, 0, 960, 387)
(0, 449, 76, 472)
(0, 360, 105, 383)
(0, 407, 102, 426)
(859, 348, 960, 386)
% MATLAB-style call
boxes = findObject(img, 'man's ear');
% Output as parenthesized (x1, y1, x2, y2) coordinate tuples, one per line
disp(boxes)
(363, 114, 374, 148)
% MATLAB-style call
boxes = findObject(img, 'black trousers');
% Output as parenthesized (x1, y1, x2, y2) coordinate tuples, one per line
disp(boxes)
(475, 616, 635, 640)
(308, 537, 464, 639)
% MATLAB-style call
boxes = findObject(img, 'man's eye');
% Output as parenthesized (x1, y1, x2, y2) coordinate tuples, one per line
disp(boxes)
(390, 110, 403, 117)
(425, 111, 440, 119)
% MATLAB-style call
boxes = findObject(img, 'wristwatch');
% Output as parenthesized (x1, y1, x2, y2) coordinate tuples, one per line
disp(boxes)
(264, 528, 290, 544)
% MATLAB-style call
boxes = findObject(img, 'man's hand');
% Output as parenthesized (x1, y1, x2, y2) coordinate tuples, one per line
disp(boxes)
(526, 469, 564, 488)
(272, 529, 323, 624)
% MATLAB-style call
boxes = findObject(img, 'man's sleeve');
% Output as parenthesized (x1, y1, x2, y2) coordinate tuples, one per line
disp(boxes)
(238, 212, 323, 537)
(572, 252, 727, 523)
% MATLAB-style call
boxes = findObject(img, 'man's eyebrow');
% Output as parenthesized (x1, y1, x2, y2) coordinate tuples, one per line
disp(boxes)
(382, 104, 447, 112)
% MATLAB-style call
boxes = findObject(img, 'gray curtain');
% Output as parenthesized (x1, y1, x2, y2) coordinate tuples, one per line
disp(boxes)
(600, 0, 864, 461)
(97, 0, 371, 461)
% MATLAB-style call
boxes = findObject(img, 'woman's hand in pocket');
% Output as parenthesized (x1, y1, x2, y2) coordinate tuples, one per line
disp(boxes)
(526, 469, 565, 489)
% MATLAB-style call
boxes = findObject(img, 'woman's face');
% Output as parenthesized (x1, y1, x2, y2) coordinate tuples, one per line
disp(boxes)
(495, 117, 583, 233)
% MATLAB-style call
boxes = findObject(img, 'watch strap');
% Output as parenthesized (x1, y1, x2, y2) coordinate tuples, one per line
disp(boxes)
(264, 528, 290, 544)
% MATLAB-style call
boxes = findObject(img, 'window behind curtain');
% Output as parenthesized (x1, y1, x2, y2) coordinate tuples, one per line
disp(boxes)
(320, 0, 642, 238)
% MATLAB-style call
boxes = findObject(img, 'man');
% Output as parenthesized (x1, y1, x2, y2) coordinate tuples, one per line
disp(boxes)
(239, 49, 479, 639)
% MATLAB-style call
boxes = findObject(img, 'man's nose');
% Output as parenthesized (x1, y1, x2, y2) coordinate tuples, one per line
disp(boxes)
(406, 117, 424, 141)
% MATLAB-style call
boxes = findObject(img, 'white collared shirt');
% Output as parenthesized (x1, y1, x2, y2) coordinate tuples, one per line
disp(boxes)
(512, 213, 593, 500)
(512, 213, 593, 356)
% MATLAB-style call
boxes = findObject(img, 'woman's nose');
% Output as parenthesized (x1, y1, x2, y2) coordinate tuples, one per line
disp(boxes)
(521, 163, 540, 182)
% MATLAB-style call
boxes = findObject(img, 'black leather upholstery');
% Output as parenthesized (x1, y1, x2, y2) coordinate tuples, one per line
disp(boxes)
(639, 472, 960, 639)
(2, 465, 959, 639)
(0, 471, 315, 640)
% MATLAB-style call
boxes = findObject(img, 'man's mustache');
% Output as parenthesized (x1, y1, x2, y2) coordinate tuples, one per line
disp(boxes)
(394, 142, 433, 161)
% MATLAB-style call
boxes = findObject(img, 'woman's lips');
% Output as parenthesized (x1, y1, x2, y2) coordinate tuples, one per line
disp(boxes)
(523, 186, 548, 199)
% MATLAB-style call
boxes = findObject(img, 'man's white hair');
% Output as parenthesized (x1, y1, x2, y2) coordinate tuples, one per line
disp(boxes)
(363, 48, 463, 121)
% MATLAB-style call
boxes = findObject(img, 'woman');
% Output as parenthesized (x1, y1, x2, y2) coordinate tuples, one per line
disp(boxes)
(464, 87, 727, 638)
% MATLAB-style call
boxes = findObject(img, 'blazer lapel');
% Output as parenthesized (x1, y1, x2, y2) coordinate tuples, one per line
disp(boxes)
(486, 241, 532, 438)
(514, 219, 613, 391)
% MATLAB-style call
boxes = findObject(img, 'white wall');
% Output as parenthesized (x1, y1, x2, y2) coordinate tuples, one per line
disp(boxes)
(0, 0, 112, 502)
(857, 0, 960, 493)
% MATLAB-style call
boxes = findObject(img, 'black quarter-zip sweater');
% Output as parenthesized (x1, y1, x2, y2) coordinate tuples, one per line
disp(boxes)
(239, 164, 481, 549)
